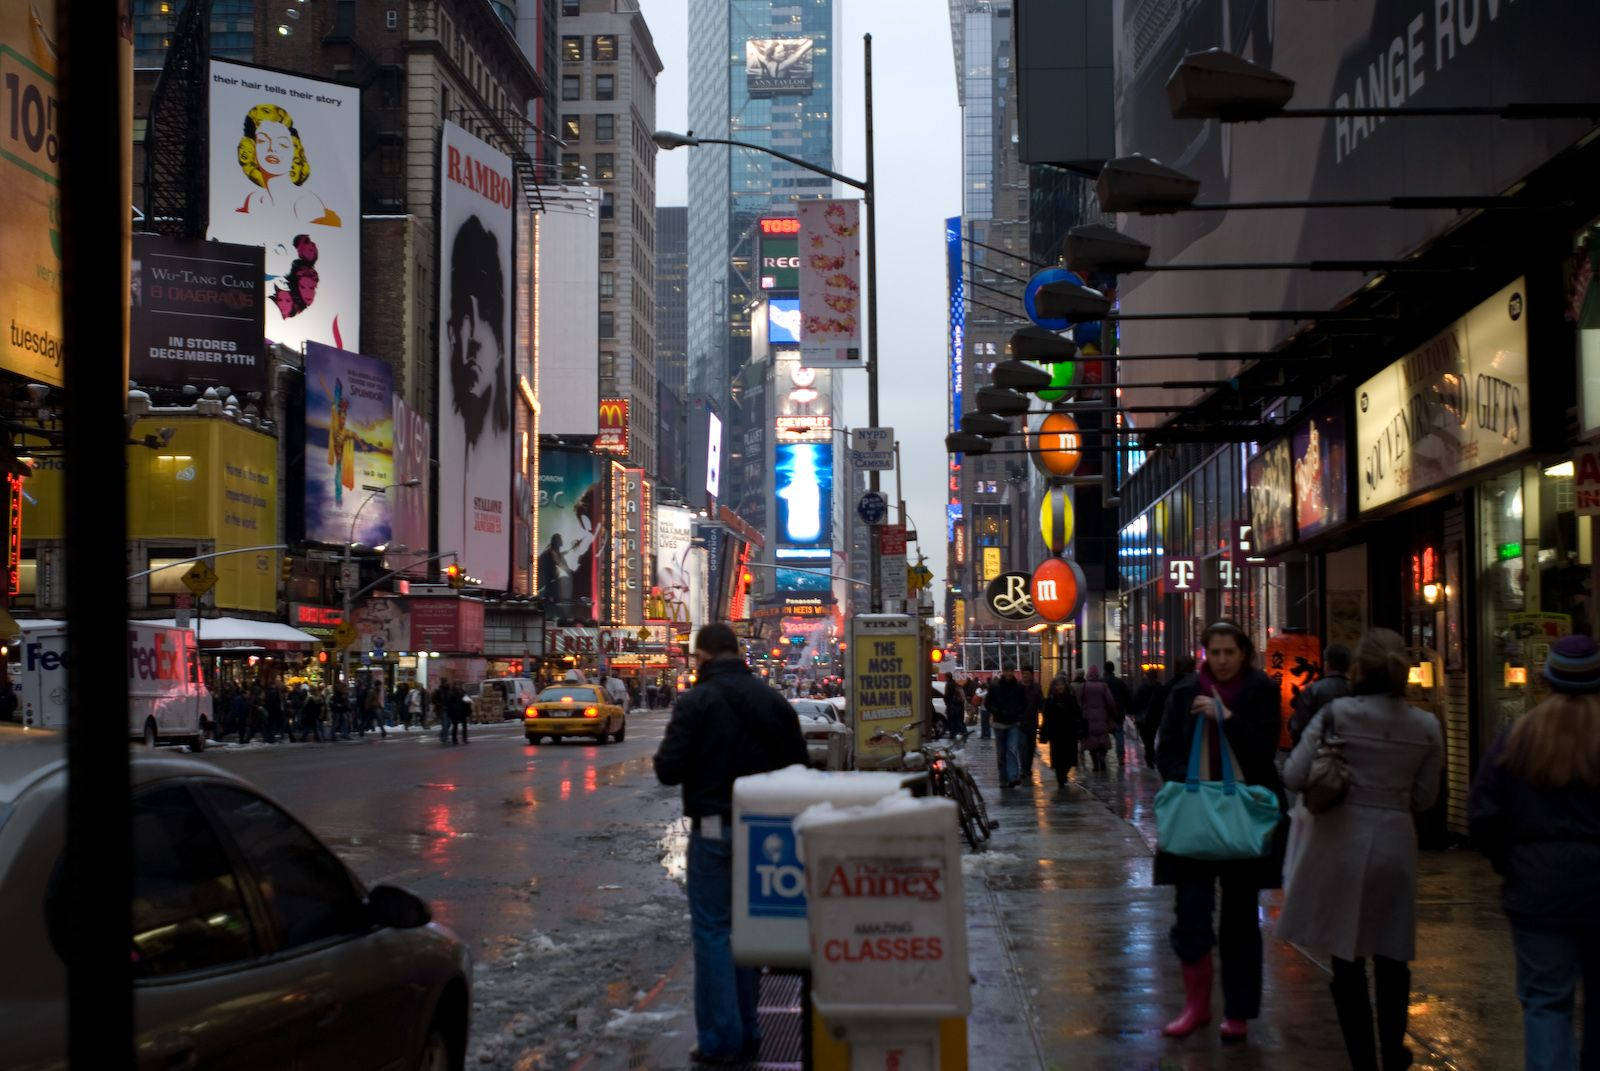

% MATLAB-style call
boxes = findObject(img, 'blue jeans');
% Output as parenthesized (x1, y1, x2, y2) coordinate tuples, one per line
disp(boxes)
(1113, 723, 1126, 761)
(994, 724, 1020, 783)
(687, 828, 760, 1058)
(1512, 924, 1600, 1071)
(979, 706, 991, 739)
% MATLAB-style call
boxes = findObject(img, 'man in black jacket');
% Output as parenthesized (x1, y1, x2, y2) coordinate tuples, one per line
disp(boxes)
(654, 623, 807, 1065)
(986, 667, 1026, 787)
(1018, 666, 1045, 780)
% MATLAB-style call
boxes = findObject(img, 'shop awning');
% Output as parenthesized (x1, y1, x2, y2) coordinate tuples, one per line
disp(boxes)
(141, 617, 322, 649)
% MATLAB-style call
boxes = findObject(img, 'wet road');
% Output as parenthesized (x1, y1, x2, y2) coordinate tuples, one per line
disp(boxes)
(209, 711, 694, 1069)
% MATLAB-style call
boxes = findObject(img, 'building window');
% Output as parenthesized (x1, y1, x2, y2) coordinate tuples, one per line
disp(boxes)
(562, 114, 580, 140)
(599, 231, 615, 259)
(561, 35, 582, 62)
(561, 75, 580, 101)
(595, 113, 614, 141)
(561, 153, 581, 181)
(600, 191, 614, 219)
(592, 34, 616, 61)
(561, 0, 579, 14)
(594, 152, 615, 180)
(595, 74, 614, 101)
(599, 271, 615, 300)
(599, 310, 615, 338)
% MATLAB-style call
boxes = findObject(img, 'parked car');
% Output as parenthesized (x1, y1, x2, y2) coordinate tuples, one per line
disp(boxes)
(794, 698, 851, 770)
(480, 678, 539, 721)
(0, 734, 471, 1071)
(522, 685, 626, 745)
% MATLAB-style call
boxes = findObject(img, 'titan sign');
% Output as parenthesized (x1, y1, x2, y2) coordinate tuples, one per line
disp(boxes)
(207, 60, 360, 353)
(439, 121, 513, 590)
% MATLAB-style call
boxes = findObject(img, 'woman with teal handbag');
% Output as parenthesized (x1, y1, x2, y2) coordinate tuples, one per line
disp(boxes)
(1153, 621, 1289, 1046)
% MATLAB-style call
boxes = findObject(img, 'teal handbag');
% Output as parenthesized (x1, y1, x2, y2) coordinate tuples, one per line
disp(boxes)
(1155, 700, 1280, 861)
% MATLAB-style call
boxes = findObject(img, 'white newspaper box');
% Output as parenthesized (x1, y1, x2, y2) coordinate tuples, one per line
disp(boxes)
(732, 767, 917, 967)
(795, 796, 970, 1069)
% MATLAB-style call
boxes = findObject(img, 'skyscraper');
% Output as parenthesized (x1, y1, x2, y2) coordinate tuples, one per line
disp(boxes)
(654, 206, 688, 396)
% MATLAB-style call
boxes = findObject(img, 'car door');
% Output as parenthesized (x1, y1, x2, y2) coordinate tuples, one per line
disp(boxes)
(120, 782, 304, 1071)
(197, 782, 423, 1071)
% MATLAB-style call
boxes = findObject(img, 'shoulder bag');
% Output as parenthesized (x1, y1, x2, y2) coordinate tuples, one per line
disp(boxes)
(1301, 706, 1351, 815)
(1155, 699, 1281, 860)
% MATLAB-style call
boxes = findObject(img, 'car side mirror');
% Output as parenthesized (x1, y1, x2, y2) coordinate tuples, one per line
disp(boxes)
(368, 884, 431, 929)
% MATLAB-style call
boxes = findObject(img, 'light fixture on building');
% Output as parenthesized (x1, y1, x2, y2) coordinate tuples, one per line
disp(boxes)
(959, 412, 1012, 438)
(990, 359, 1053, 393)
(1065, 223, 1152, 274)
(1096, 155, 1200, 214)
(1033, 281, 1113, 324)
(1422, 582, 1441, 604)
(1008, 326, 1076, 364)
(974, 386, 1032, 416)
(1165, 48, 1295, 121)
(944, 432, 992, 455)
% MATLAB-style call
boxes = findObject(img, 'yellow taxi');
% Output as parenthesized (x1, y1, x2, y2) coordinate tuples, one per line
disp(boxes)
(523, 685, 627, 745)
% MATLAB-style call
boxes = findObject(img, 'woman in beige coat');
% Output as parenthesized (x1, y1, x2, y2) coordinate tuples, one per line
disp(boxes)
(1278, 629, 1444, 1071)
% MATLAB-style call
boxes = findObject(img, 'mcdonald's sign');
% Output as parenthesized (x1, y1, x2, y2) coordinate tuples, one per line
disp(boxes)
(596, 398, 629, 453)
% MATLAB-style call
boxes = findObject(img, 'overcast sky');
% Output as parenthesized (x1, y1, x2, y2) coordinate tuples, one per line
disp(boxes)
(638, 0, 963, 600)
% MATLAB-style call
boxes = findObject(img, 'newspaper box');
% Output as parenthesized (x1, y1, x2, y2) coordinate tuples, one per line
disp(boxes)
(732, 767, 918, 968)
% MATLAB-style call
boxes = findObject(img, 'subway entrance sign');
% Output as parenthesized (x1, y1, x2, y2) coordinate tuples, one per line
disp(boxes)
(848, 614, 926, 769)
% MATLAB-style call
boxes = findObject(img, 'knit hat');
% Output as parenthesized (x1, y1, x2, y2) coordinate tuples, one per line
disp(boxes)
(1542, 635, 1600, 694)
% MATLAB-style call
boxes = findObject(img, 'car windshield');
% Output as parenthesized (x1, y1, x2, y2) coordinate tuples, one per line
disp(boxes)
(537, 687, 599, 703)
(793, 701, 836, 720)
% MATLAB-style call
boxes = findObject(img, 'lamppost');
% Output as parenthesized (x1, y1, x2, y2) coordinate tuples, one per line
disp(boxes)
(342, 478, 420, 680)
(653, 34, 883, 611)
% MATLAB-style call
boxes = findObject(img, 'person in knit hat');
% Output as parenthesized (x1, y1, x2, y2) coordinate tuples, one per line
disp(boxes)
(1470, 634, 1600, 1071)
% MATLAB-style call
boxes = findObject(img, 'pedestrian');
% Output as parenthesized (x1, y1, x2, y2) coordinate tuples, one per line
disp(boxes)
(973, 680, 989, 740)
(1277, 628, 1444, 1071)
(229, 686, 251, 742)
(1041, 675, 1082, 788)
(286, 683, 307, 743)
(1105, 661, 1134, 764)
(1133, 667, 1163, 764)
(329, 683, 353, 740)
(432, 677, 451, 738)
(1018, 666, 1045, 780)
(943, 673, 967, 740)
(264, 682, 286, 742)
(406, 683, 424, 729)
(449, 681, 471, 744)
(1155, 619, 1287, 1045)
(653, 623, 807, 1065)
(1080, 666, 1117, 772)
(1468, 634, 1600, 1071)
(360, 681, 387, 737)
(986, 666, 1025, 787)
(1149, 657, 1196, 760)
(646, 681, 659, 710)
(1288, 643, 1353, 747)
(240, 685, 270, 744)
(299, 685, 327, 743)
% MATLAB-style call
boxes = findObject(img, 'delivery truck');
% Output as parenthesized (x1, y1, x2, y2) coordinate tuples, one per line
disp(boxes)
(7, 621, 208, 749)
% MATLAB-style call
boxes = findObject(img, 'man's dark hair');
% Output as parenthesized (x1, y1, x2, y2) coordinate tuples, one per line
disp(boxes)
(1105, 660, 1117, 675)
(449, 215, 505, 347)
(695, 623, 740, 658)
(1324, 643, 1352, 673)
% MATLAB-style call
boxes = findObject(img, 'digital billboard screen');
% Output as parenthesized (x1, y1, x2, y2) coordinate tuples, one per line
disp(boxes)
(775, 441, 833, 561)
(777, 566, 831, 594)
(768, 297, 802, 346)
(745, 38, 814, 97)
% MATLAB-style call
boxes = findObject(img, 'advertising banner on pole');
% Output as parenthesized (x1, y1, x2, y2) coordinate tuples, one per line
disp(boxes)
(207, 60, 360, 352)
(439, 120, 514, 590)
(303, 341, 394, 546)
(849, 614, 925, 768)
(797, 200, 862, 369)
(130, 235, 267, 394)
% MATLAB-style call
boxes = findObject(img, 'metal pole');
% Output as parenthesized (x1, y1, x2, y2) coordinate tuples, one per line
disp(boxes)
(864, 32, 882, 614)
(61, 1, 133, 1062)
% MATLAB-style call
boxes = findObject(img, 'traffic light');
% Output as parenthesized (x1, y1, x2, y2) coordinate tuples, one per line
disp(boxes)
(770, 647, 782, 658)
(930, 647, 944, 665)
(445, 563, 464, 590)
(280, 556, 293, 586)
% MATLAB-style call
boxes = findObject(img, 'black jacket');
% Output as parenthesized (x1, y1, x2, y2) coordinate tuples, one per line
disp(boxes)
(986, 675, 1025, 726)
(1153, 668, 1288, 889)
(1469, 729, 1600, 928)
(1288, 671, 1351, 745)
(654, 658, 808, 819)
(1041, 690, 1082, 748)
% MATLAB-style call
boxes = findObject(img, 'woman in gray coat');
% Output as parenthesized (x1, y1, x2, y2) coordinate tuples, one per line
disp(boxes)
(1278, 628, 1444, 1071)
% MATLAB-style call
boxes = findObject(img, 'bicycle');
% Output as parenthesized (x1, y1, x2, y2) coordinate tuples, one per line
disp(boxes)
(867, 722, 997, 851)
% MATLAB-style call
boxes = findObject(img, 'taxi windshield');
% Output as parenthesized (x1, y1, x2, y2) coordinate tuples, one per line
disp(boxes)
(537, 687, 599, 703)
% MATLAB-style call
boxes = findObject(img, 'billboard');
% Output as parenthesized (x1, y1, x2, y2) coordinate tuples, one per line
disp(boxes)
(759, 216, 801, 290)
(390, 393, 432, 575)
(536, 185, 602, 436)
(777, 566, 831, 594)
(1292, 409, 1348, 540)
(655, 504, 694, 624)
(745, 38, 815, 97)
(797, 200, 862, 368)
(439, 120, 514, 590)
(130, 235, 267, 394)
(706, 410, 723, 498)
(303, 341, 394, 546)
(207, 60, 360, 352)
(596, 398, 629, 453)
(537, 447, 605, 622)
(1247, 437, 1295, 555)
(775, 353, 832, 442)
(0, 1, 63, 384)
(775, 442, 833, 562)
(768, 297, 803, 346)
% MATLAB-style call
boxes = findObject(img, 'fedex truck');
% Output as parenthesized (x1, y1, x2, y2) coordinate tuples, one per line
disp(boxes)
(8, 622, 208, 749)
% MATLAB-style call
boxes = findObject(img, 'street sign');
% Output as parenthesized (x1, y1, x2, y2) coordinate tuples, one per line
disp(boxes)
(332, 621, 358, 649)
(341, 560, 359, 593)
(856, 490, 888, 526)
(182, 562, 219, 597)
(849, 427, 894, 471)
(909, 564, 934, 591)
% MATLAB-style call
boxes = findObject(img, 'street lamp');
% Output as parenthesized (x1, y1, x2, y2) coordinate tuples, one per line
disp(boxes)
(650, 35, 884, 610)
(342, 478, 420, 680)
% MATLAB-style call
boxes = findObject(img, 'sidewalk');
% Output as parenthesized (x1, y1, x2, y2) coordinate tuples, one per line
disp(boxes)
(960, 732, 1523, 1069)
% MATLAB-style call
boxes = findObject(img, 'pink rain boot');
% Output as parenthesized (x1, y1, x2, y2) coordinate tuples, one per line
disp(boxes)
(1162, 958, 1213, 1038)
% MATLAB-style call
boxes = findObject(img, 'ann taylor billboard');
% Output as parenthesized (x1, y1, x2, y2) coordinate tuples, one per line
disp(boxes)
(746, 38, 814, 97)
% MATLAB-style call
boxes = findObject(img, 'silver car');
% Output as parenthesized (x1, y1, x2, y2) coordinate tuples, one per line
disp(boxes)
(794, 699, 852, 769)
(0, 733, 471, 1070)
